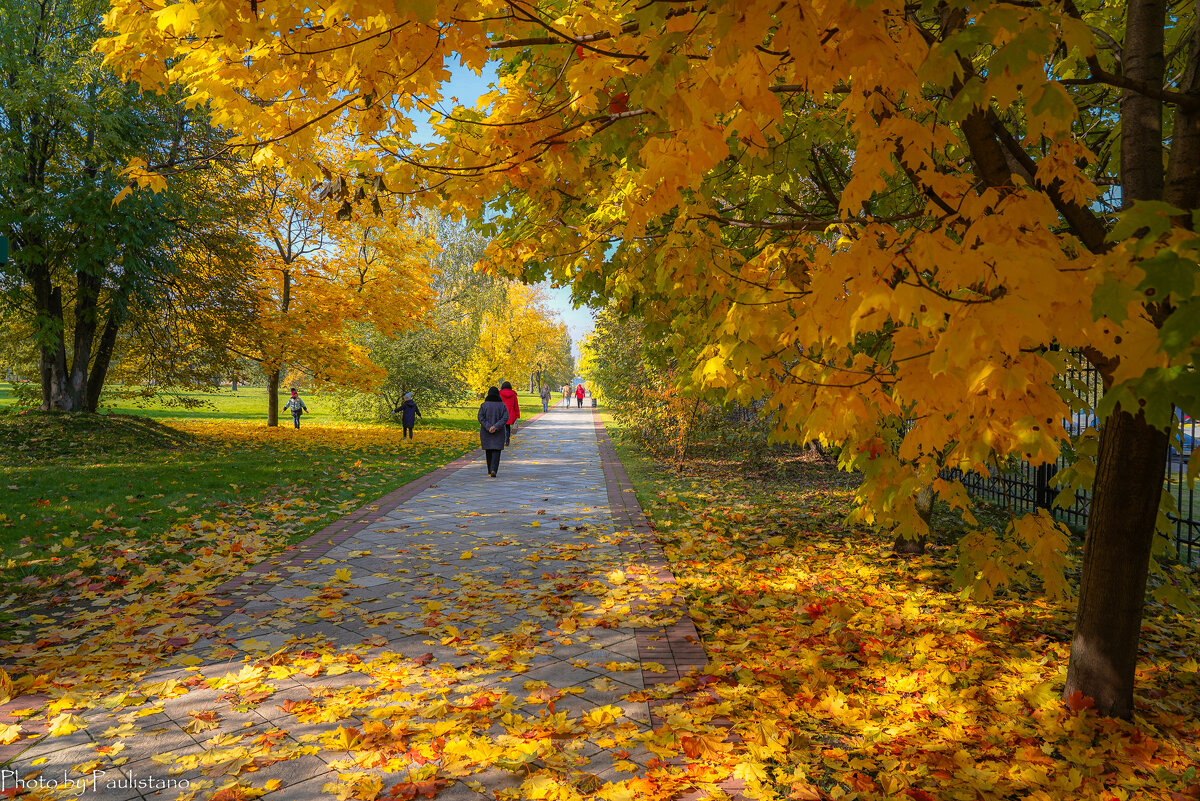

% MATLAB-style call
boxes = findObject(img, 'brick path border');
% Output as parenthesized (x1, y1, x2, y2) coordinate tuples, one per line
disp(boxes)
(590, 413, 709, 714)
(591, 411, 747, 800)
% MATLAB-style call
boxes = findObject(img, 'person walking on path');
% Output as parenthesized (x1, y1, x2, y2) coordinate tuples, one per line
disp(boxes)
(478, 386, 509, 477)
(499, 381, 521, 445)
(575, 383, 585, 408)
(561, 384, 570, 407)
(284, 387, 308, 429)
(394, 392, 422, 439)
(539, 383, 552, 413)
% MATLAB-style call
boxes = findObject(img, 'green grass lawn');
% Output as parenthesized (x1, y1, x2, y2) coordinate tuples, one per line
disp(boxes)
(0, 383, 546, 426)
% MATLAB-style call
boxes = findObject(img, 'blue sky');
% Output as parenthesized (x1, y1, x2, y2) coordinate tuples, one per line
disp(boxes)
(422, 61, 597, 357)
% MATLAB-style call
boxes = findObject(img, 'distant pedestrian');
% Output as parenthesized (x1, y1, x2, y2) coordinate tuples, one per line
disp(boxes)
(562, 385, 570, 407)
(478, 386, 509, 478)
(499, 381, 521, 445)
(539, 383, 551, 413)
(393, 391, 422, 439)
(284, 387, 308, 429)
(575, 384, 585, 408)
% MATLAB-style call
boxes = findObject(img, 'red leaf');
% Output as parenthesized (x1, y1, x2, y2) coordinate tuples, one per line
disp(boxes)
(906, 790, 936, 801)
(608, 91, 629, 114)
(1066, 690, 1095, 711)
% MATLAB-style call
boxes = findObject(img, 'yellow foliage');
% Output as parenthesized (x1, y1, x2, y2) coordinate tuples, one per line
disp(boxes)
(464, 283, 570, 391)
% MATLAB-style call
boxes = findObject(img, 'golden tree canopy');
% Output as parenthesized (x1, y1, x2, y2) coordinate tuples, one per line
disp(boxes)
(99, 0, 1200, 596)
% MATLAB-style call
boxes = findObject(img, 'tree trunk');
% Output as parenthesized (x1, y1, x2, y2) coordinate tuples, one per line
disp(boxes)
(69, 270, 102, 410)
(85, 296, 126, 412)
(1064, 407, 1169, 717)
(36, 282, 74, 412)
(894, 485, 933, 555)
(1119, 0, 1166, 205)
(1062, 0, 1171, 719)
(268, 370, 281, 427)
(1163, 0, 1200, 213)
(265, 269, 291, 426)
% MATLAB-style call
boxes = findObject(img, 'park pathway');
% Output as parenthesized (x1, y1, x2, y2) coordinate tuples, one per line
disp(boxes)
(5, 408, 716, 801)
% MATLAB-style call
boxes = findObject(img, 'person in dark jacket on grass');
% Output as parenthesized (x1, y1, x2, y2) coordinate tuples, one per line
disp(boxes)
(393, 392, 422, 439)
(499, 381, 521, 445)
(478, 386, 509, 477)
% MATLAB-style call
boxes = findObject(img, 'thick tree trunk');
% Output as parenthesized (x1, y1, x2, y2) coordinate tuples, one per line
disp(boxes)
(69, 270, 102, 410)
(1062, 0, 1171, 719)
(268, 370, 280, 427)
(85, 297, 125, 412)
(36, 282, 74, 412)
(1064, 407, 1169, 717)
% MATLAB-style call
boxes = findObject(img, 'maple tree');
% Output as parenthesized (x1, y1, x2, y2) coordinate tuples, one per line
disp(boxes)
(463, 282, 574, 393)
(98, 0, 1200, 718)
(235, 171, 435, 426)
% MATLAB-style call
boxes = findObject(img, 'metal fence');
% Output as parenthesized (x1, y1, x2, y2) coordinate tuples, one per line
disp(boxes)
(944, 352, 1200, 564)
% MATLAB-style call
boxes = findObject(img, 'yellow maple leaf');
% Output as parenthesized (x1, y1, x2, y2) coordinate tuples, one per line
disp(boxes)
(0, 723, 20, 745)
(47, 712, 86, 737)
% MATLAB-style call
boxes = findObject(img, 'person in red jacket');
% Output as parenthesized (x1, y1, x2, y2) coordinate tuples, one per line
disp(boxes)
(575, 383, 585, 408)
(499, 381, 521, 445)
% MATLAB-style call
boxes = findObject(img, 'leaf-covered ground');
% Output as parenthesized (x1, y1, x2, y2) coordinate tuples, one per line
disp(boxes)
(0, 415, 475, 652)
(0, 410, 727, 801)
(2, 411, 1197, 801)
(611, 431, 1200, 801)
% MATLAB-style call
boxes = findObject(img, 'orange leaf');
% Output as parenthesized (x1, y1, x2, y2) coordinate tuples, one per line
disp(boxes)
(1065, 690, 1095, 711)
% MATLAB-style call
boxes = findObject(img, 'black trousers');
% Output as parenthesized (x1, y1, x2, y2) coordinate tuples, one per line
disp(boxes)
(576, 398, 583, 407)
(505, 423, 512, 444)
(484, 449, 502, 475)
(403, 424, 414, 439)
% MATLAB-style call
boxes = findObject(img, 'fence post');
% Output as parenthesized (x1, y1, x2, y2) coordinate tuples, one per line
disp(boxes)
(1035, 463, 1055, 511)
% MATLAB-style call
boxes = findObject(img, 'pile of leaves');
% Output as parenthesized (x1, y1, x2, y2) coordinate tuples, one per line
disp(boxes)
(627, 447, 1200, 800)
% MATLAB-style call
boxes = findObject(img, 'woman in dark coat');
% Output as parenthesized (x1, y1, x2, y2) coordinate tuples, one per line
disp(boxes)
(478, 386, 510, 477)
(394, 391, 422, 439)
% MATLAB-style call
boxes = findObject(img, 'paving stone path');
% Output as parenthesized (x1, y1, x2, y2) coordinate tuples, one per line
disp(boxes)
(3, 409, 717, 801)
